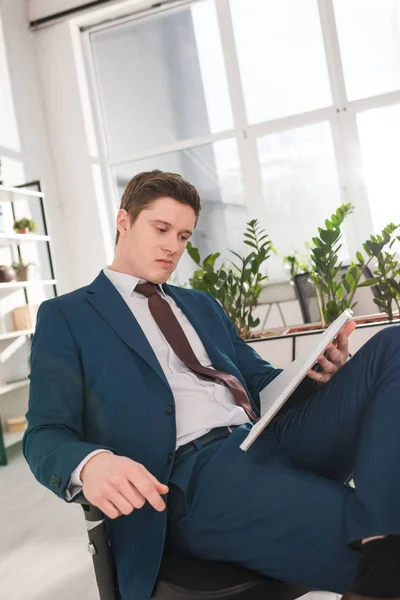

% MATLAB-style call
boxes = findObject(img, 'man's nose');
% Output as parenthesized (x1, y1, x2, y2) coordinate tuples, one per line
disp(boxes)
(162, 235, 179, 254)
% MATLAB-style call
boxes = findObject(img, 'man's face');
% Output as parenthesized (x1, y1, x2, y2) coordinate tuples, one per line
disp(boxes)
(115, 196, 196, 283)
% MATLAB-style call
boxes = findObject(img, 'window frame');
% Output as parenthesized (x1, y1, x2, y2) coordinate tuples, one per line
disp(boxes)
(81, 0, 400, 281)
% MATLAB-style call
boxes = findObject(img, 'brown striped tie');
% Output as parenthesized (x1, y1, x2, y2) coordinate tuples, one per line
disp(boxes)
(136, 282, 258, 422)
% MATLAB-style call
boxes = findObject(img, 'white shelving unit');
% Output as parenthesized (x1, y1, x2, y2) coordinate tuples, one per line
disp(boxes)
(0, 181, 56, 465)
(0, 184, 44, 199)
(0, 379, 30, 396)
(0, 279, 57, 289)
(0, 329, 34, 341)
(3, 429, 25, 449)
(0, 233, 51, 243)
(1, 380, 30, 451)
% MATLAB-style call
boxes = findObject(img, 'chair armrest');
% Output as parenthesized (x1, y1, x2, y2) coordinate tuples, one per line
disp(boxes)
(72, 495, 120, 600)
(72, 492, 105, 522)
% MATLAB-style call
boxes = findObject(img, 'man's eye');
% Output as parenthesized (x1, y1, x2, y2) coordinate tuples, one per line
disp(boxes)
(157, 228, 166, 233)
(180, 236, 188, 241)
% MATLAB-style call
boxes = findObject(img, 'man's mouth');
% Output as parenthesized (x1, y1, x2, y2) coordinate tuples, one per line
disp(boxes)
(156, 259, 173, 266)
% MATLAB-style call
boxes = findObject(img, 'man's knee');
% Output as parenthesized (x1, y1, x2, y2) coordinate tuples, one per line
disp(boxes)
(374, 324, 400, 342)
(370, 324, 400, 353)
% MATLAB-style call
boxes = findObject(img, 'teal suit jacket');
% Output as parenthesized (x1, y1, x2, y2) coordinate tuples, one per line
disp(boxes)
(23, 271, 311, 599)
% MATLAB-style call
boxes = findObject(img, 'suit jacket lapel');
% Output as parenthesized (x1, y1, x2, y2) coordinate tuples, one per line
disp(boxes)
(87, 272, 170, 390)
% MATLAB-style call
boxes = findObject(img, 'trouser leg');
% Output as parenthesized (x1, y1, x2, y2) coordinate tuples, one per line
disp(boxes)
(272, 325, 400, 543)
(166, 426, 357, 594)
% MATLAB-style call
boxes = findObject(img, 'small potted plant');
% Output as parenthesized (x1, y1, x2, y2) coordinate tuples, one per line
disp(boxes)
(11, 259, 35, 281)
(359, 223, 400, 321)
(186, 219, 275, 339)
(13, 217, 36, 234)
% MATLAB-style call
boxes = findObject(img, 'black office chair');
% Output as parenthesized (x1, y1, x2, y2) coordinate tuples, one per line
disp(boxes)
(76, 497, 309, 600)
(294, 266, 382, 324)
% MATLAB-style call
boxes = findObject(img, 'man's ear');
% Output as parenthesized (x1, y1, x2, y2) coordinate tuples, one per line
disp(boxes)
(116, 209, 129, 238)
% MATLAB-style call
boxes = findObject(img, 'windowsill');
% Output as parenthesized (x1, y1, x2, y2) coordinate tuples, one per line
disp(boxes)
(247, 312, 398, 342)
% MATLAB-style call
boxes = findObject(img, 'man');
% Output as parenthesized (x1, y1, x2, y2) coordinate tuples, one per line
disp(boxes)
(24, 170, 400, 600)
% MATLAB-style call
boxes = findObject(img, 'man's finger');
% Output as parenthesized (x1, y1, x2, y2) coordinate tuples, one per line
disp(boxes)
(128, 473, 167, 512)
(108, 490, 136, 516)
(307, 368, 329, 382)
(325, 344, 343, 364)
(100, 498, 122, 520)
(316, 354, 336, 373)
(335, 330, 349, 352)
(336, 321, 356, 351)
(119, 480, 147, 510)
(343, 320, 357, 338)
(138, 464, 169, 493)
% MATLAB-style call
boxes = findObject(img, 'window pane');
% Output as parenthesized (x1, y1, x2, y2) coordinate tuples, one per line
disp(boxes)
(257, 122, 348, 280)
(230, 0, 332, 124)
(91, 1, 233, 157)
(113, 139, 248, 283)
(357, 104, 400, 234)
(334, 0, 400, 101)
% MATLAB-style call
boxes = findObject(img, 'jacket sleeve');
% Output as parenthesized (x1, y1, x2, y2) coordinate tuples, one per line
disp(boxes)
(23, 300, 116, 501)
(205, 293, 317, 415)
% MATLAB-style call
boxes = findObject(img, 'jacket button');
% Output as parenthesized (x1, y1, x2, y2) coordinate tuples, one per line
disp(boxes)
(165, 404, 173, 415)
(50, 475, 61, 488)
(167, 452, 173, 464)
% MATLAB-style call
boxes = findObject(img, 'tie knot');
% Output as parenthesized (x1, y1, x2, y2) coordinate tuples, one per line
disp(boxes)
(136, 282, 159, 299)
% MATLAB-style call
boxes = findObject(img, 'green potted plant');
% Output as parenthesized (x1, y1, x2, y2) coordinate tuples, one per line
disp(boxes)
(11, 259, 35, 281)
(308, 203, 376, 326)
(358, 223, 400, 321)
(13, 217, 36, 234)
(186, 219, 274, 339)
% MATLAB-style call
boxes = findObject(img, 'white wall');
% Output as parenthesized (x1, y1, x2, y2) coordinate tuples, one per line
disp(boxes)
(7, 0, 242, 291)
(33, 20, 113, 287)
(0, 0, 141, 291)
(28, 0, 161, 289)
(0, 0, 71, 292)
(23, 0, 248, 291)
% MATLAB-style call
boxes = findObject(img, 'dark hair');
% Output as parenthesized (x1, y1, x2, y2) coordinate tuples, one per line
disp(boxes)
(116, 170, 201, 244)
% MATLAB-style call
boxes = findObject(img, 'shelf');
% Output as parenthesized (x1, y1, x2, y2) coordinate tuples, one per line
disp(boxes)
(0, 179, 54, 466)
(0, 233, 50, 243)
(3, 429, 25, 449)
(0, 279, 57, 289)
(0, 379, 30, 396)
(0, 329, 34, 341)
(0, 184, 43, 199)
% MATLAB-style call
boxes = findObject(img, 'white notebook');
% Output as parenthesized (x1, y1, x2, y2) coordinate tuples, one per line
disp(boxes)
(240, 309, 353, 451)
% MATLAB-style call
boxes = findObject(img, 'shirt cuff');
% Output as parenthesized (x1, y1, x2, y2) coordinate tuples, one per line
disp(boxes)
(65, 449, 112, 501)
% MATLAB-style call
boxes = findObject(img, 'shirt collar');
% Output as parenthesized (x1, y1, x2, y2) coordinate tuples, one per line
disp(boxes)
(103, 267, 167, 299)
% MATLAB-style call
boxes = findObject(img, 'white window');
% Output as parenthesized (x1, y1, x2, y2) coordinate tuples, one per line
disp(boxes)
(84, 0, 400, 283)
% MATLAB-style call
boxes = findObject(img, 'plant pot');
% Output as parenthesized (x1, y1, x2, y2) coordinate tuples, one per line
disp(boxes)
(15, 228, 30, 234)
(0, 265, 16, 282)
(14, 266, 32, 281)
(248, 311, 400, 341)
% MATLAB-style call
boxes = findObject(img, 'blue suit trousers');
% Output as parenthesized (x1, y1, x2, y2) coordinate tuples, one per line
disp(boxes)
(165, 325, 400, 594)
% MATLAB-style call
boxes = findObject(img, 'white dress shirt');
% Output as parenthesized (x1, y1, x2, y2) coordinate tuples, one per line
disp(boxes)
(66, 267, 250, 498)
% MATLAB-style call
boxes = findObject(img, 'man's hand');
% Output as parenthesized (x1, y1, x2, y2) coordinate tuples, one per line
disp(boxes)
(307, 320, 357, 385)
(81, 452, 169, 519)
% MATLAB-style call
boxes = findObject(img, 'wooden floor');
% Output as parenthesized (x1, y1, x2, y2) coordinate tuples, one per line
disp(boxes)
(0, 445, 340, 600)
